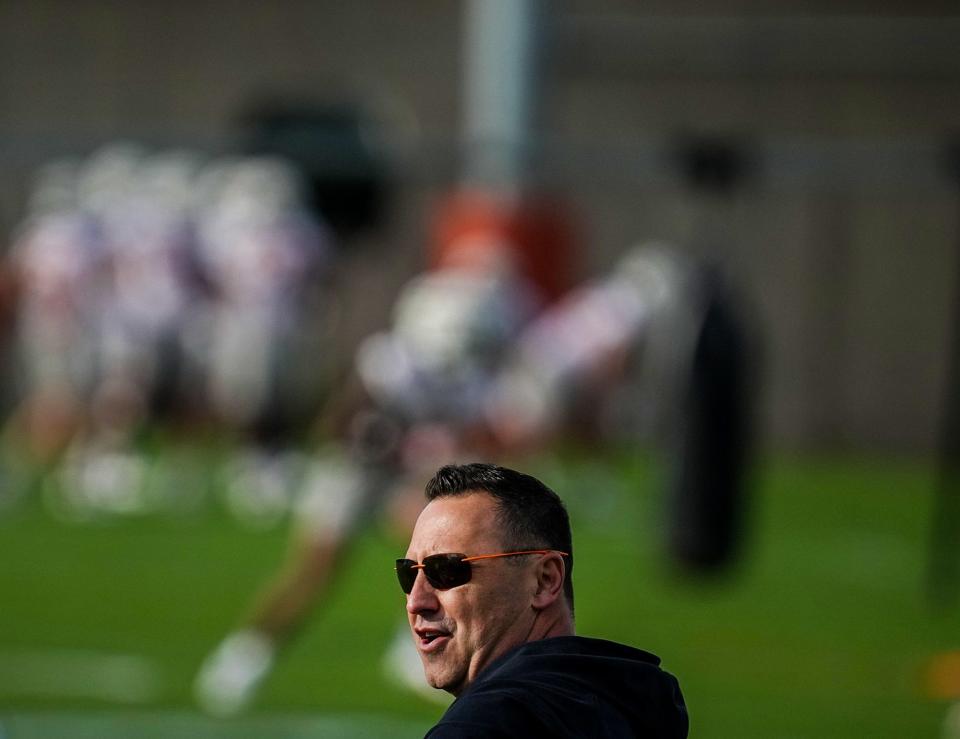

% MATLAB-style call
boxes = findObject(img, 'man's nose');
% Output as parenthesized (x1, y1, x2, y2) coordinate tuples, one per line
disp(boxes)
(406, 569, 440, 615)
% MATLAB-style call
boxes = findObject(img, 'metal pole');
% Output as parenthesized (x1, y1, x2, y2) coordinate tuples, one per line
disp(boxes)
(462, 0, 543, 191)
(928, 143, 960, 606)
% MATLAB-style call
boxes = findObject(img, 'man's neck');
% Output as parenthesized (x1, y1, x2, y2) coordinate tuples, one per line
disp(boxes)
(527, 605, 575, 643)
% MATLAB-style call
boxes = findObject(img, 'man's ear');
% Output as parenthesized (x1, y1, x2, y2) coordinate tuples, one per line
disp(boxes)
(531, 553, 565, 610)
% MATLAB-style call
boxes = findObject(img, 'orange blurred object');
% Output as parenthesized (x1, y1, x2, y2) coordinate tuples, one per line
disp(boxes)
(430, 190, 577, 304)
(924, 651, 960, 699)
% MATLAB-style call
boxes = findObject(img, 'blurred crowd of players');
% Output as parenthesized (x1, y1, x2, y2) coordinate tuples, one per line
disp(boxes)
(0, 143, 750, 715)
(0, 144, 335, 521)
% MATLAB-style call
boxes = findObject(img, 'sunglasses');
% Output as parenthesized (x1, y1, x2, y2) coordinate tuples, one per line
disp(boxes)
(395, 549, 568, 594)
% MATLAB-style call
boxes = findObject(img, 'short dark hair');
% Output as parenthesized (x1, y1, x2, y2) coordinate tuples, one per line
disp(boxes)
(425, 462, 574, 612)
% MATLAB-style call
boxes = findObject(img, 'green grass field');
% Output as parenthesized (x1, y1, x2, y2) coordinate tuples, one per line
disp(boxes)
(0, 449, 955, 737)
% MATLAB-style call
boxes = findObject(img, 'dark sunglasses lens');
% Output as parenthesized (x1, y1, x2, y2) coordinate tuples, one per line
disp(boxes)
(423, 554, 472, 589)
(396, 559, 417, 594)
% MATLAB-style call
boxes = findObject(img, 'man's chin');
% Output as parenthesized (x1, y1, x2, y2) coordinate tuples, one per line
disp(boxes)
(423, 667, 465, 696)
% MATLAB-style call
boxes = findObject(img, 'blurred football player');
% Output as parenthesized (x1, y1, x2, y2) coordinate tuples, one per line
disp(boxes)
(192, 236, 710, 715)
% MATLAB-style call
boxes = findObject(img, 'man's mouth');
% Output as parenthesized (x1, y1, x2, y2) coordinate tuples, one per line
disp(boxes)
(415, 627, 451, 653)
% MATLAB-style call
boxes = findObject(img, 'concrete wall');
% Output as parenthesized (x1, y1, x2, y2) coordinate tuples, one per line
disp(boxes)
(2, 0, 958, 452)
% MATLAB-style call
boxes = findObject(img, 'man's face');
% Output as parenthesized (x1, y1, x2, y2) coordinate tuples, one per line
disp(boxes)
(404, 492, 539, 695)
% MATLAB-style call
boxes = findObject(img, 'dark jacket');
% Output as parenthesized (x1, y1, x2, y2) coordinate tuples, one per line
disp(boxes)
(424, 635, 688, 738)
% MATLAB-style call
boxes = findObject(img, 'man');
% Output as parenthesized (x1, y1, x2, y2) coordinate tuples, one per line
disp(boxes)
(400, 462, 689, 737)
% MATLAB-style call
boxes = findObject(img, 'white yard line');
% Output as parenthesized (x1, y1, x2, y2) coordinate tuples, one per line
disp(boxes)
(0, 649, 162, 704)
